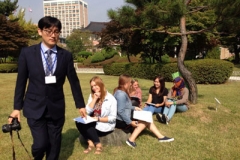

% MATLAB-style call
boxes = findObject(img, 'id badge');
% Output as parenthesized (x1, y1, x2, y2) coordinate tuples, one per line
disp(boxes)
(45, 75, 56, 84)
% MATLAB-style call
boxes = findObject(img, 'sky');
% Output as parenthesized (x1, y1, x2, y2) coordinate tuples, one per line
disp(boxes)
(17, 0, 127, 24)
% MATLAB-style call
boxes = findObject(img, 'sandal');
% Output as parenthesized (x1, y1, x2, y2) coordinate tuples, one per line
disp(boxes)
(94, 147, 103, 155)
(83, 146, 94, 154)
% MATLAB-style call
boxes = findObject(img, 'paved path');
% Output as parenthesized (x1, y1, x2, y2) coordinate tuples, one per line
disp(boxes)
(75, 66, 240, 81)
(76, 67, 104, 74)
(228, 76, 240, 81)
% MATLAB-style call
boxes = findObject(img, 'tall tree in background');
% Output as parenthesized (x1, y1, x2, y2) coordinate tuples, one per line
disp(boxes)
(213, 1, 240, 64)
(0, 15, 28, 62)
(0, 0, 28, 63)
(101, 16, 168, 63)
(107, 0, 239, 104)
(9, 8, 39, 41)
(66, 30, 92, 59)
(99, 20, 135, 62)
(0, 0, 18, 16)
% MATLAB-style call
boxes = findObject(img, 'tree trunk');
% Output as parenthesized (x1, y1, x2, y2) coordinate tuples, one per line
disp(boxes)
(178, 16, 198, 104)
(126, 48, 131, 62)
(234, 44, 240, 64)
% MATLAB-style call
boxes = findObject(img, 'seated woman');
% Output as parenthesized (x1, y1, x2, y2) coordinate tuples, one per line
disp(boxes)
(113, 74, 174, 148)
(158, 76, 189, 124)
(129, 79, 142, 107)
(143, 75, 168, 114)
(75, 76, 117, 154)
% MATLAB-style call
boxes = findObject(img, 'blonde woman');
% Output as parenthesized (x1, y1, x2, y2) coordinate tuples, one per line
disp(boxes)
(129, 79, 142, 107)
(76, 76, 117, 154)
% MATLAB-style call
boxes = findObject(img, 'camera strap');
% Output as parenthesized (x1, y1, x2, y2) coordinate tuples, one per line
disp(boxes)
(10, 130, 32, 160)
(10, 131, 16, 160)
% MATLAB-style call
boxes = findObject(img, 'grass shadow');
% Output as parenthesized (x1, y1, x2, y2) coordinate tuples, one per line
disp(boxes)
(59, 128, 79, 160)
(208, 106, 217, 111)
(138, 128, 156, 138)
(234, 64, 240, 69)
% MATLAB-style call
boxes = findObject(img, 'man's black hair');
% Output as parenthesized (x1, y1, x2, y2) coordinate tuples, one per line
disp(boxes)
(38, 16, 62, 30)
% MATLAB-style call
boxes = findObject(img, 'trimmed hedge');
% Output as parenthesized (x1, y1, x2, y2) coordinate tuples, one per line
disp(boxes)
(102, 49, 118, 60)
(91, 53, 105, 63)
(0, 63, 18, 73)
(103, 63, 164, 80)
(78, 51, 92, 58)
(103, 59, 234, 84)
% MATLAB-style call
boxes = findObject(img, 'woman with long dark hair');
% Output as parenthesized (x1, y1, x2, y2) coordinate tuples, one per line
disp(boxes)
(143, 75, 168, 114)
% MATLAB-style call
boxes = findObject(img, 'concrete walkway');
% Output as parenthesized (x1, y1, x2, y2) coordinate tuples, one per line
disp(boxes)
(228, 76, 240, 81)
(76, 67, 104, 74)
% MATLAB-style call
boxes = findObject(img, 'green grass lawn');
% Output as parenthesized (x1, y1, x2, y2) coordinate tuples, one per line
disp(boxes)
(0, 73, 240, 160)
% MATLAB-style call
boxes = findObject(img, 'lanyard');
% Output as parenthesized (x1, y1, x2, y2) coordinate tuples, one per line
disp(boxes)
(41, 48, 57, 75)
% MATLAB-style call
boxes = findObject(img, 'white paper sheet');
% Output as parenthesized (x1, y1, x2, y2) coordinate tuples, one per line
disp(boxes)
(73, 115, 97, 124)
(133, 110, 153, 123)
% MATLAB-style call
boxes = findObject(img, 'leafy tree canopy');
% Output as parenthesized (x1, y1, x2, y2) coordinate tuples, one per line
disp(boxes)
(9, 8, 39, 41)
(0, 0, 18, 17)
(0, 14, 28, 60)
(105, 0, 240, 104)
(66, 30, 92, 58)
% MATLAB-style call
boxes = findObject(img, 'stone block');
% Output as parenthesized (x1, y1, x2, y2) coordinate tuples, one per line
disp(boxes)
(79, 128, 131, 146)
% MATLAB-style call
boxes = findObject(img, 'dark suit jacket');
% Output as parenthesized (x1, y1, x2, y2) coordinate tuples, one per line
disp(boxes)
(14, 43, 85, 120)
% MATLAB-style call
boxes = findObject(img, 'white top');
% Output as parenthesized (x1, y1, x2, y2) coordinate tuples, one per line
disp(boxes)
(86, 92, 117, 132)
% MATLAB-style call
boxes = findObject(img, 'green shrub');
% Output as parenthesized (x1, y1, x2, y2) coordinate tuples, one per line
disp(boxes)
(160, 62, 178, 81)
(205, 47, 220, 59)
(104, 63, 164, 80)
(103, 63, 128, 76)
(0, 63, 18, 73)
(78, 51, 92, 58)
(161, 54, 170, 63)
(91, 52, 105, 63)
(76, 57, 85, 63)
(102, 49, 118, 60)
(186, 59, 233, 84)
(103, 59, 233, 84)
(82, 56, 92, 65)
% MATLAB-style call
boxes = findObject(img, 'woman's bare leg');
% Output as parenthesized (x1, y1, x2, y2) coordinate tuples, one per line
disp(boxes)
(146, 123, 165, 139)
(129, 121, 166, 142)
(128, 121, 147, 142)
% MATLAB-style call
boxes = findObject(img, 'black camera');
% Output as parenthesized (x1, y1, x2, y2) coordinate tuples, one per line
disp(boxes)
(2, 117, 21, 133)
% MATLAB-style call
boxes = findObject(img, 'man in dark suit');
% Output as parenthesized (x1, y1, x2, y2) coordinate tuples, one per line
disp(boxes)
(8, 16, 86, 160)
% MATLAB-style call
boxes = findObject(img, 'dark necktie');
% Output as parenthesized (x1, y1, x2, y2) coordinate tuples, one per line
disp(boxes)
(46, 49, 52, 76)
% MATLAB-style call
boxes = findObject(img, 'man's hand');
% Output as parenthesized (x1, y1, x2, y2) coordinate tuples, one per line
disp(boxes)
(8, 110, 21, 124)
(79, 108, 87, 118)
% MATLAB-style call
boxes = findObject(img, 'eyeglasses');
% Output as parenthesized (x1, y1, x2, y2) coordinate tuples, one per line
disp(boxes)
(43, 29, 61, 36)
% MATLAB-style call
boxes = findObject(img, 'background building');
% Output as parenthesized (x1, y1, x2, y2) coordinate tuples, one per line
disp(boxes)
(43, 0, 88, 39)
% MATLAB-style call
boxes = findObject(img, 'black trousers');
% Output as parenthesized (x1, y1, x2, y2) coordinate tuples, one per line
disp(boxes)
(27, 111, 65, 160)
(115, 119, 134, 134)
(75, 122, 112, 145)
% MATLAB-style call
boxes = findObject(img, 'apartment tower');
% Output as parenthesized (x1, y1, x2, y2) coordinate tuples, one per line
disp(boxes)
(43, 0, 88, 38)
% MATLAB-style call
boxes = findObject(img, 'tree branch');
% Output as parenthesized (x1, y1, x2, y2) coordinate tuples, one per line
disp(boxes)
(187, 6, 209, 14)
